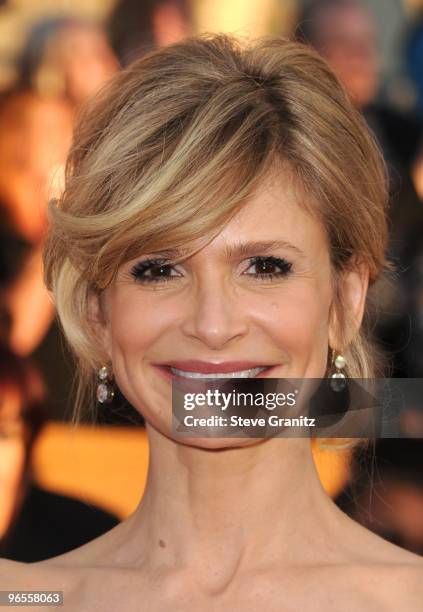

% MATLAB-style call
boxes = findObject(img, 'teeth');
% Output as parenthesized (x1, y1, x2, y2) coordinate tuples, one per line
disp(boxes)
(170, 367, 267, 379)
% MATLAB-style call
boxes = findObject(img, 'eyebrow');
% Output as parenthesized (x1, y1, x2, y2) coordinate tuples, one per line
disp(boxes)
(223, 240, 305, 260)
(142, 240, 304, 263)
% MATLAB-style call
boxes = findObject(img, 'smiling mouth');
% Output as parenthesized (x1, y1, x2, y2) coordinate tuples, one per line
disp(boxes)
(155, 361, 279, 381)
(169, 366, 268, 379)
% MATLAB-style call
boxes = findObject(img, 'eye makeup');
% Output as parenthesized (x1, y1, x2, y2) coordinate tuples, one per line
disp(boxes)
(129, 255, 293, 284)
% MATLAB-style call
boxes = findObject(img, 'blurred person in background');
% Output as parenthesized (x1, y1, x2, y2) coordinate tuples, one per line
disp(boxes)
(296, 0, 378, 109)
(16, 16, 119, 110)
(0, 343, 119, 562)
(0, 90, 72, 245)
(296, 0, 423, 377)
(0, 89, 73, 360)
(296, 0, 422, 166)
(336, 439, 423, 556)
(109, 0, 192, 65)
(0, 88, 75, 419)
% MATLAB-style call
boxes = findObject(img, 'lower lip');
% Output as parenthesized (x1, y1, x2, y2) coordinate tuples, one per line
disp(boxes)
(153, 365, 280, 381)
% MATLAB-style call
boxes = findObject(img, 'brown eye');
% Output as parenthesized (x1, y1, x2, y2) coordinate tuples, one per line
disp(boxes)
(245, 256, 292, 279)
(130, 259, 181, 283)
(146, 264, 174, 278)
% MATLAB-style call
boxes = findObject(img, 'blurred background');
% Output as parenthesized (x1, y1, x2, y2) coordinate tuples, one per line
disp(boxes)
(1, 0, 423, 561)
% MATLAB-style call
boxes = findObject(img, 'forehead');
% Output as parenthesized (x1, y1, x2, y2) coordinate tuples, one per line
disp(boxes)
(115, 168, 330, 270)
(319, 6, 374, 42)
(206, 172, 329, 256)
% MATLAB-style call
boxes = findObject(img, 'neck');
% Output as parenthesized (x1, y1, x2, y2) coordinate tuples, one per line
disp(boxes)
(116, 426, 346, 591)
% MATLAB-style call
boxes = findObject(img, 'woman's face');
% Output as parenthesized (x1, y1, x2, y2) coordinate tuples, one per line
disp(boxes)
(100, 173, 367, 445)
(56, 26, 119, 106)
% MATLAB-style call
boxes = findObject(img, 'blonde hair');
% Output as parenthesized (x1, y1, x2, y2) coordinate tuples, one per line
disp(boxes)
(44, 34, 389, 424)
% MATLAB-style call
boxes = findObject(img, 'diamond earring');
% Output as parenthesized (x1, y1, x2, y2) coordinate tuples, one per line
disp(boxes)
(96, 365, 115, 404)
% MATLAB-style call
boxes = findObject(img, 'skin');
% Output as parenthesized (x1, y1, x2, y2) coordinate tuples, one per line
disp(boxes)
(49, 25, 119, 107)
(101, 173, 344, 449)
(0, 94, 73, 243)
(153, 4, 190, 48)
(2, 173, 422, 610)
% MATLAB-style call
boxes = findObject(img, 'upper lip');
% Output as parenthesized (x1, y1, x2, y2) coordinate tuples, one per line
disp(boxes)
(158, 361, 272, 373)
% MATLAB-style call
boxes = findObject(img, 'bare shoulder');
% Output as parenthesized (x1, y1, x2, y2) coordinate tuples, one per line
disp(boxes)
(0, 556, 83, 587)
(335, 502, 422, 564)
(400, 562, 423, 609)
(340, 528, 423, 610)
(359, 526, 423, 573)
(299, 557, 423, 612)
(0, 558, 51, 588)
(348, 559, 423, 611)
(328, 509, 423, 609)
(0, 523, 130, 609)
(0, 557, 89, 611)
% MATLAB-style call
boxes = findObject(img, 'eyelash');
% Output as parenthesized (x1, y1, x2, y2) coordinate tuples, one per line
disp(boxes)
(129, 256, 293, 284)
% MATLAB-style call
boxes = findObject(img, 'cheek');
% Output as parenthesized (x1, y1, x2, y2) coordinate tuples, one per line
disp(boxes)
(106, 287, 186, 408)
(108, 287, 176, 356)
(253, 281, 332, 360)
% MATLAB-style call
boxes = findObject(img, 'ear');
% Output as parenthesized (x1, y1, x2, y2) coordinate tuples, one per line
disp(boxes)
(87, 289, 112, 362)
(328, 261, 369, 351)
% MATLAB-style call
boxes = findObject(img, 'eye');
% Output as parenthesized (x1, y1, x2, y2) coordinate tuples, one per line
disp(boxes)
(130, 259, 181, 283)
(244, 256, 292, 280)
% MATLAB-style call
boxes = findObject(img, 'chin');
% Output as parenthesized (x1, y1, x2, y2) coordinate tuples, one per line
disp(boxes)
(170, 434, 264, 451)
(145, 417, 264, 450)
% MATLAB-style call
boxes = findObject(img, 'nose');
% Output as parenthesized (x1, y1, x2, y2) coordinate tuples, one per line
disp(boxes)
(181, 280, 248, 350)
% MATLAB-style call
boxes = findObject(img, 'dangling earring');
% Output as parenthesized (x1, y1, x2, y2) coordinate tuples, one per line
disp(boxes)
(330, 350, 347, 391)
(96, 365, 115, 404)
(308, 348, 349, 426)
